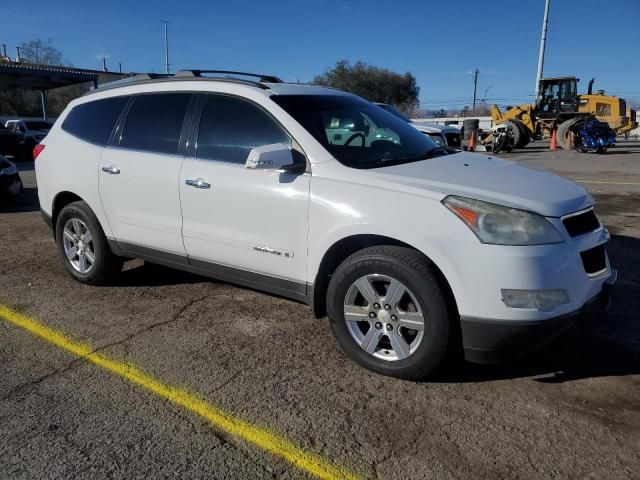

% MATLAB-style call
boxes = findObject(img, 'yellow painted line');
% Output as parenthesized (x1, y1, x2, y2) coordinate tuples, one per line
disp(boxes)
(575, 180, 640, 186)
(0, 304, 361, 480)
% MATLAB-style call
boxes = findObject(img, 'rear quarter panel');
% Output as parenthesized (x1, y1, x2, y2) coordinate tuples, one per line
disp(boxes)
(36, 119, 112, 238)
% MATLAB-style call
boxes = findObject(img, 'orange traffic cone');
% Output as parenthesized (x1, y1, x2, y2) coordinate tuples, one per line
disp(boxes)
(550, 129, 557, 151)
(468, 129, 476, 151)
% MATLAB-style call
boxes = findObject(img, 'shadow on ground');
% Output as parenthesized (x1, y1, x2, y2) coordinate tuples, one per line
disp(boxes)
(0, 187, 39, 213)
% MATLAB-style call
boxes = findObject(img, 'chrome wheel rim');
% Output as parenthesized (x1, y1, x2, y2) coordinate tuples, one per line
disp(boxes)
(343, 274, 425, 361)
(62, 218, 95, 274)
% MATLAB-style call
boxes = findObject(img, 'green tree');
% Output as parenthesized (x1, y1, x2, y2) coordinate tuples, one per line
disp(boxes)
(0, 39, 88, 117)
(313, 60, 420, 114)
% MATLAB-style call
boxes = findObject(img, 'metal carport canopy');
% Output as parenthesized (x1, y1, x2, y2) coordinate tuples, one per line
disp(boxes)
(0, 62, 100, 90)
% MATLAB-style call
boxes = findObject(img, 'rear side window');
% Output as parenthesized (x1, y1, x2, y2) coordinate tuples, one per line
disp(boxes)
(120, 93, 191, 155)
(62, 96, 129, 145)
(196, 94, 290, 164)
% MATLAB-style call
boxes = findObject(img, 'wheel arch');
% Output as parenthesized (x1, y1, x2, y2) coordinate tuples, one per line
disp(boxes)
(311, 234, 459, 321)
(52, 191, 85, 231)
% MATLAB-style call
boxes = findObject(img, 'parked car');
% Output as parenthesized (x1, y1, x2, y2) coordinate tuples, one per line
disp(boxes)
(5, 118, 51, 139)
(0, 155, 23, 197)
(35, 71, 616, 379)
(5, 118, 52, 153)
(375, 103, 462, 148)
(0, 123, 27, 159)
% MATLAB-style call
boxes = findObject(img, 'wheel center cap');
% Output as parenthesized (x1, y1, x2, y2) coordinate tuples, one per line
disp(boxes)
(378, 310, 390, 323)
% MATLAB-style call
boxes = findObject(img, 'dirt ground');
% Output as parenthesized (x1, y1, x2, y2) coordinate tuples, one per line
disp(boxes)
(1, 142, 639, 479)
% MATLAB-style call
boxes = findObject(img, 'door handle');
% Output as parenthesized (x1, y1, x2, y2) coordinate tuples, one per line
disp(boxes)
(185, 178, 211, 189)
(101, 165, 120, 175)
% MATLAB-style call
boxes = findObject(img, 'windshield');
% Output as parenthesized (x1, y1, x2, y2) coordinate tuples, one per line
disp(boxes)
(427, 132, 446, 146)
(24, 121, 51, 130)
(376, 104, 411, 123)
(272, 95, 444, 169)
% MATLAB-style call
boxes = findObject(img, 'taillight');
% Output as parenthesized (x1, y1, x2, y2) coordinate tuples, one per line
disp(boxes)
(33, 144, 45, 160)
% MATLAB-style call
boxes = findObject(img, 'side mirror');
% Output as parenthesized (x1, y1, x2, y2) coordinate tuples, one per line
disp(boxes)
(245, 143, 305, 173)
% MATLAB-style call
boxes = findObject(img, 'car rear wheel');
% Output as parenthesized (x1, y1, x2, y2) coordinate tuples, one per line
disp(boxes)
(327, 246, 452, 380)
(55, 201, 123, 285)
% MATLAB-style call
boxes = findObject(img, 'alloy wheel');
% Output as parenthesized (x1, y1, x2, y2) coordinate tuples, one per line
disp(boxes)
(343, 274, 425, 361)
(62, 218, 95, 274)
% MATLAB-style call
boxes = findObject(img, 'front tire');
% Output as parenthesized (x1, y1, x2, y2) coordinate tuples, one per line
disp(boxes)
(55, 201, 123, 285)
(327, 246, 452, 380)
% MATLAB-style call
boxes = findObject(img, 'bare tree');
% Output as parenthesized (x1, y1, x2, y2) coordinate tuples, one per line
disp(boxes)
(0, 39, 88, 117)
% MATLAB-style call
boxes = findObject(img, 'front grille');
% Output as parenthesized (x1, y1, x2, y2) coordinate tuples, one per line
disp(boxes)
(562, 209, 600, 237)
(445, 132, 461, 147)
(580, 245, 607, 276)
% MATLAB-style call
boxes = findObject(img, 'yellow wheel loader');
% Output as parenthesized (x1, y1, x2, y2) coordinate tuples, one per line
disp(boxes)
(481, 77, 637, 151)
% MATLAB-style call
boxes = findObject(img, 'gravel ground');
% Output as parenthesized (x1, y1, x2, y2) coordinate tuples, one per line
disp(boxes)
(1, 142, 639, 479)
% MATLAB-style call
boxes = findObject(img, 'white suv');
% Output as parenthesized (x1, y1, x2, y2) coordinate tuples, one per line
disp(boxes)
(35, 70, 616, 379)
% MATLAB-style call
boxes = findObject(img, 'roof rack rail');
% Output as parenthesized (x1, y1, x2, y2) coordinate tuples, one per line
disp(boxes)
(92, 73, 172, 90)
(175, 69, 283, 83)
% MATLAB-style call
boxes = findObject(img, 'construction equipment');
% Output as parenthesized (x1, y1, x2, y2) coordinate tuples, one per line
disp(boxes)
(481, 76, 637, 152)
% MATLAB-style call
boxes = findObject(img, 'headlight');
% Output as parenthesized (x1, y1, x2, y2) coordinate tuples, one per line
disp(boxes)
(443, 195, 563, 245)
(0, 164, 17, 176)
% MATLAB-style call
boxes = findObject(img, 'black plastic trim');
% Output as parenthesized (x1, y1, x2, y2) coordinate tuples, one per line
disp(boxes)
(109, 240, 310, 305)
(460, 288, 611, 364)
(40, 209, 53, 230)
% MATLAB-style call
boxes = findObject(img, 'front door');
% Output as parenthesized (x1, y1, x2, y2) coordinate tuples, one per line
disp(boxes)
(179, 94, 310, 294)
(99, 92, 192, 257)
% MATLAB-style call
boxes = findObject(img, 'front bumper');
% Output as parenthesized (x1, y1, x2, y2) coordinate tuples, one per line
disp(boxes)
(461, 272, 616, 364)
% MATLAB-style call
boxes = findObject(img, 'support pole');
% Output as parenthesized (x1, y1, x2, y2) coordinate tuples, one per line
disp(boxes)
(535, 0, 551, 100)
(472, 69, 479, 114)
(40, 90, 48, 121)
(162, 20, 170, 74)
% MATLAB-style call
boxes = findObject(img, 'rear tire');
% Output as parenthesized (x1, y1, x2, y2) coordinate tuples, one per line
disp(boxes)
(326, 246, 452, 380)
(55, 201, 123, 285)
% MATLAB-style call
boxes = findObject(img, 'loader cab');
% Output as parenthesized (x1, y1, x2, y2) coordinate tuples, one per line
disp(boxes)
(537, 77, 579, 118)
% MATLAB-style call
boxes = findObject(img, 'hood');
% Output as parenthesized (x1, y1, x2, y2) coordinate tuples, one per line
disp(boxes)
(372, 151, 591, 217)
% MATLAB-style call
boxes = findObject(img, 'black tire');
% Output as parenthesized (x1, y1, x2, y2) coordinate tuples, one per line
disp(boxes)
(556, 117, 580, 150)
(513, 120, 530, 148)
(503, 121, 522, 149)
(55, 201, 123, 285)
(326, 246, 452, 380)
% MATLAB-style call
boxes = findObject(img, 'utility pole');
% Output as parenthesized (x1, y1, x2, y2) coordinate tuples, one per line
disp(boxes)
(535, 0, 551, 100)
(471, 68, 479, 114)
(102, 57, 108, 72)
(162, 20, 170, 74)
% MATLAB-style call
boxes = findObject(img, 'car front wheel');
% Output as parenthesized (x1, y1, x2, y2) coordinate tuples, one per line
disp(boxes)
(327, 246, 452, 380)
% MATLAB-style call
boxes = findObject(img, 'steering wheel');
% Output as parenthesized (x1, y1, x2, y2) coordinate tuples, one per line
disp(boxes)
(344, 132, 366, 147)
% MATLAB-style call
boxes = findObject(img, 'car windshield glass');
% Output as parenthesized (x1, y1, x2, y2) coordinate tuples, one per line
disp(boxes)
(427, 133, 446, 146)
(24, 121, 51, 130)
(376, 104, 411, 123)
(272, 95, 446, 169)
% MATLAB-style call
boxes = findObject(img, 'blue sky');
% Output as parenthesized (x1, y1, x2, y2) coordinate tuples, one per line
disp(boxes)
(3, 0, 639, 109)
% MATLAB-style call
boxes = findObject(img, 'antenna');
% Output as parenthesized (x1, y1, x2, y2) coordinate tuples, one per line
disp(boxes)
(161, 20, 170, 74)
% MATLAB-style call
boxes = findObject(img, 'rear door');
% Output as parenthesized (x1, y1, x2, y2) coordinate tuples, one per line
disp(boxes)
(99, 92, 193, 259)
(179, 93, 310, 294)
